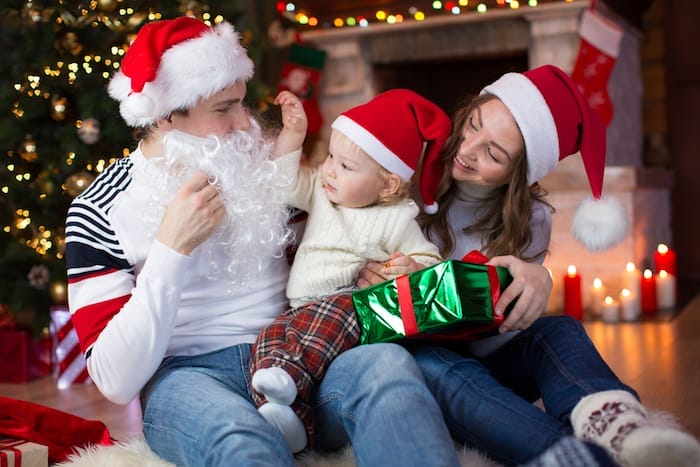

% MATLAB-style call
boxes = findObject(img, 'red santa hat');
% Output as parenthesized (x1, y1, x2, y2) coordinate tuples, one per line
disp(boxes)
(482, 64, 628, 251)
(331, 89, 451, 214)
(108, 17, 254, 127)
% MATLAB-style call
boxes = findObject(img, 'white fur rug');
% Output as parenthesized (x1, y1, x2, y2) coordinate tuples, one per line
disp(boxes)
(55, 437, 501, 467)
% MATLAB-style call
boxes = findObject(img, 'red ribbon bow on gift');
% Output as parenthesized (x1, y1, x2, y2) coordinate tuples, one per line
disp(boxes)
(396, 250, 503, 339)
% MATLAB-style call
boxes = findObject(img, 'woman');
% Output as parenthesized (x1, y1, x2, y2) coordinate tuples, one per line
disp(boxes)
(359, 65, 700, 467)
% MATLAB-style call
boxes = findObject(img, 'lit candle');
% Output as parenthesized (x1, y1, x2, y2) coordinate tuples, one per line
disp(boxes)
(588, 277, 606, 317)
(654, 243, 677, 276)
(656, 270, 677, 309)
(640, 268, 657, 315)
(600, 296, 620, 323)
(619, 288, 640, 321)
(621, 262, 641, 299)
(563, 265, 583, 321)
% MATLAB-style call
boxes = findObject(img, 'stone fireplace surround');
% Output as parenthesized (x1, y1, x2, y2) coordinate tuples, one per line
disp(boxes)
(301, 0, 673, 314)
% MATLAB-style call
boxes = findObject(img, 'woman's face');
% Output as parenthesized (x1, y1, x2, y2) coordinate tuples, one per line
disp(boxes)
(450, 98, 524, 187)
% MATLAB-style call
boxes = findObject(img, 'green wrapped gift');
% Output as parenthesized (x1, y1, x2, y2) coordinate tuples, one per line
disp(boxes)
(352, 250, 514, 344)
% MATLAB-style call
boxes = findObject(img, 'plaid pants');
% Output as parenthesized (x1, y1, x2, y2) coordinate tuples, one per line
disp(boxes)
(249, 293, 360, 447)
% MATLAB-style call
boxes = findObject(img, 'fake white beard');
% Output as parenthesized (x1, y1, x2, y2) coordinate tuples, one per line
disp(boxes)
(142, 124, 294, 287)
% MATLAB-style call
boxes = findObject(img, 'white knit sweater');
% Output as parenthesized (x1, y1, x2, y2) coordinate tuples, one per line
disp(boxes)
(276, 151, 442, 307)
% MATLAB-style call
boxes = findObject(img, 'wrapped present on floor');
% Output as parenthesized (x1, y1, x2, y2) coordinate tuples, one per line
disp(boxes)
(0, 437, 48, 467)
(352, 250, 515, 344)
(0, 309, 52, 384)
(49, 306, 91, 389)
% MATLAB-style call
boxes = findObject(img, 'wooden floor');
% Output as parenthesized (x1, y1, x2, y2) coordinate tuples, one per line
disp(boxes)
(2, 295, 700, 443)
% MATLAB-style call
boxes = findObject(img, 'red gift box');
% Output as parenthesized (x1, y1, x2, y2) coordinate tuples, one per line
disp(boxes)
(0, 329, 51, 384)
(49, 306, 91, 389)
(0, 438, 48, 467)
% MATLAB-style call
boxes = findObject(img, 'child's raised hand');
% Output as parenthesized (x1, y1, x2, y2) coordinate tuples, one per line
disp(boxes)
(275, 90, 308, 135)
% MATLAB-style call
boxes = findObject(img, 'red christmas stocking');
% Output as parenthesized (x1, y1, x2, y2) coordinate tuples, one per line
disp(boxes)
(278, 44, 326, 136)
(571, 8, 623, 126)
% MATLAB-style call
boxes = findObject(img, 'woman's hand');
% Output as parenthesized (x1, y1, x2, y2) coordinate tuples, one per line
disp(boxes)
(487, 255, 552, 333)
(357, 252, 422, 288)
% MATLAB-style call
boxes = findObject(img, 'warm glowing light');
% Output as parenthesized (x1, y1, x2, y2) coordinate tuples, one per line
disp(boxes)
(376, 10, 387, 20)
(593, 277, 603, 289)
(432, 1, 443, 10)
(333, 17, 344, 27)
(604, 296, 614, 305)
(657, 243, 669, 254)
(528, 0, 538, 6)
(659, 270, 669, 279)
(643, 269, 653, 279)
(414, 11, 425, 20)
(621, 288, 631, 298)
(567, 265, 577, 276)
(459, 0, 469, 5)
(626, 261, 636, 273)
(477, 3, 488, 13)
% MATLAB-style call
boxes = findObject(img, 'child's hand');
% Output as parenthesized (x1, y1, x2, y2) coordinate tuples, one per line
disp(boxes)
(275, 90, 308, 135)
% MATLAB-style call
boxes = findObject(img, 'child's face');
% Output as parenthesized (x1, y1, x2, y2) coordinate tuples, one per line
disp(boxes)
(450, 98, 523, 187)
(321, 130, 390, 208)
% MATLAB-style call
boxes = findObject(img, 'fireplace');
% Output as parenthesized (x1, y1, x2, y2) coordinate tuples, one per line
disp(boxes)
(301, 0, 673, 316)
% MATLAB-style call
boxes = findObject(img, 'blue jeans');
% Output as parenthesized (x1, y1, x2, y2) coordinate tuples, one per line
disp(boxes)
(141, 342, 460, 467)
(411, 315, 637, 466)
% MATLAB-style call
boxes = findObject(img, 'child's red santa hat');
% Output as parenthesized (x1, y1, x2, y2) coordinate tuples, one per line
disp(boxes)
(482, 64, 628, 251)
(108, 16, 254, 127)
(331, 89, 451, 214)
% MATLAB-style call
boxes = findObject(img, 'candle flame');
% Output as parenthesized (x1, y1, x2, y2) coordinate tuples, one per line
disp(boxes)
(643, 269, 653, 279)
(659, 270, 668, 278)
(604, 296, 614, 304)
(625, 262, 636, 272)
(621, 288, 631, 297)
(593, 277, 602, 288)
(657, 243, 669, 254)
(567, 265, 577, 276)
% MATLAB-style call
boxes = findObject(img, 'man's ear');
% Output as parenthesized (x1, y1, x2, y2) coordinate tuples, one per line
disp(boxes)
(380, 173, 402, 198)
(155, 115, 173, 130)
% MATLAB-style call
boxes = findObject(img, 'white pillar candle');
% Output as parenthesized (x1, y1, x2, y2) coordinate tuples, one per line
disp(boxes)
(621, 261, 641, 299)
(656, 270, 677, 309)
(601, 296, 620, 323)
(619, 288, 640, 321)
(588, 277, 606, 317)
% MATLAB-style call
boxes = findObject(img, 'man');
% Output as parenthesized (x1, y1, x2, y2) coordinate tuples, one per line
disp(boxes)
(65, 16, 460, 466)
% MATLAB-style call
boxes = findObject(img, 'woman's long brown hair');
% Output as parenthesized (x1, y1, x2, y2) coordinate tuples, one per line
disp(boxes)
(418, 93, 552, 261)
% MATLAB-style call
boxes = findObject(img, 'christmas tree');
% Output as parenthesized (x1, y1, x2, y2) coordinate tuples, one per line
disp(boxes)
(0, 0, 274, 334)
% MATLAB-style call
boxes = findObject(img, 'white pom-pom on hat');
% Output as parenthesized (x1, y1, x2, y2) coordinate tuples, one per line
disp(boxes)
(120, 92, 156, 127)
(572, 195, 629, 252)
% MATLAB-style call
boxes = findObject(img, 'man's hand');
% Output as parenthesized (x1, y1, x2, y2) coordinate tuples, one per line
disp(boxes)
(157, 172, 225, 256)
(487, 255, 552, 333)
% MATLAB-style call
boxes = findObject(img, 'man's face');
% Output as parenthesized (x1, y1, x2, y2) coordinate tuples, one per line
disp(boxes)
(169, 81, 251, 137)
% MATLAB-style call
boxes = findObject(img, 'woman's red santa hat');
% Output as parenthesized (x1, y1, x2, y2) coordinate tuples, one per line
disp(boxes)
(331, 89, 451, 214)
(108, 16, 254, 127)
(482, 64, 628, 251)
